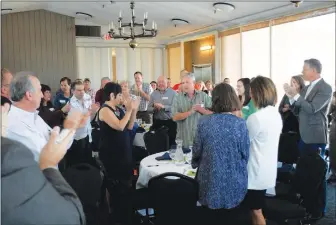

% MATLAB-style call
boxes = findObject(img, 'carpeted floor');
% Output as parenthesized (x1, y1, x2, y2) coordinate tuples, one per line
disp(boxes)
(316, 183, 336, 225)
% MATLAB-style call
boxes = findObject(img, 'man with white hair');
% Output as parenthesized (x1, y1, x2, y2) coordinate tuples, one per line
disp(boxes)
(148, 75, 177, 146)
(172, 73, 212, 147)
(7, 72, 86, 162)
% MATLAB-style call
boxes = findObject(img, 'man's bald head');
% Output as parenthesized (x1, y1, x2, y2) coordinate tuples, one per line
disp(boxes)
(157, 75, 168, 91)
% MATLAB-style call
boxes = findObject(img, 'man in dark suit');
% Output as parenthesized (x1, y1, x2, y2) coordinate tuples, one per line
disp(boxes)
(284, 58, 332, 219)
(1, 103, 85, 225)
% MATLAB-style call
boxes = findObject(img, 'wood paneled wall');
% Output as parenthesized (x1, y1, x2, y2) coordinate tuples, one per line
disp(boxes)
(1, 10, 77, 91)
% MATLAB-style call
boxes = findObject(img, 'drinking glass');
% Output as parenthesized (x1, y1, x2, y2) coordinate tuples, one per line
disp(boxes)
(186, 146, 193, 164)
(169, 149, 176, 162)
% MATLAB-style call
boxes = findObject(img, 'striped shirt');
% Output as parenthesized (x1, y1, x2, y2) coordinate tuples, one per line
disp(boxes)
(130, 83, 153, 111)
(172, 91, 212, 147)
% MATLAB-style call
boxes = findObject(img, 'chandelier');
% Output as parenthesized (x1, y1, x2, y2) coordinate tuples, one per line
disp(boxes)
(104, 1, 158, 49)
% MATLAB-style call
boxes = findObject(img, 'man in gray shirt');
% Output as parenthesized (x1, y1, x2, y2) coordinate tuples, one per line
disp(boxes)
(148, 75, 177, 147)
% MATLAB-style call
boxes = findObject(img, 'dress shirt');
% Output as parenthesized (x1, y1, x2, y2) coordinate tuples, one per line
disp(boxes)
(246, 106, 283, 190)
(69, 93, 92, 142)
(130, 83, 153, 111)
(7, 105, 52, 162)
(290, 78, 322, 104)
(171, 91, 212, 147)
(148, 88, 177, 120)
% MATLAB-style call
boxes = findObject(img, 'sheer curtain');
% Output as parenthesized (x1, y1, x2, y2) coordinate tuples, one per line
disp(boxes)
(221, 33, 241, 85)
(242, 27, 271, 79)
(271, 13, 336, 102)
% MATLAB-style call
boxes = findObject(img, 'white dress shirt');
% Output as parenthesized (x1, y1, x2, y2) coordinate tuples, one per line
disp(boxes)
(7, 105, 52, 162)
(69, 93, 92, 142)
(290, 77, 322, 104)
(246, 106, 283, 190)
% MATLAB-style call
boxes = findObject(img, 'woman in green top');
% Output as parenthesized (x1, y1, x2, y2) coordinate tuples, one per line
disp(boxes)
(237, 78, 257, 119)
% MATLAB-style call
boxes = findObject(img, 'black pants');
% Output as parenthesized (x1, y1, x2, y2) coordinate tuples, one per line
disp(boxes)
(66, 135, 92, 168)
(136, 111, 151, 124)
(152, 119, 177, 147)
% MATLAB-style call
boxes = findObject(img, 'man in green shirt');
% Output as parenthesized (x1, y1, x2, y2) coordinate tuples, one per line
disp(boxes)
(172, 74, 212, 147)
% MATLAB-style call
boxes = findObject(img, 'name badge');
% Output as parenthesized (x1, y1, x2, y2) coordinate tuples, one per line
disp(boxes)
(59, 100, 66, 104)
(162, 97, 168, 100)
(49, 108, 55, 112)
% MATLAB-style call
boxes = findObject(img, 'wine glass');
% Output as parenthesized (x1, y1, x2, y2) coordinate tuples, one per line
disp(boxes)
(186, 146, 193, 164)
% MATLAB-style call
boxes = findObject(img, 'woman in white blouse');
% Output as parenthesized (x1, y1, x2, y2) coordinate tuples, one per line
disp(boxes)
(244, 76, 283, 225)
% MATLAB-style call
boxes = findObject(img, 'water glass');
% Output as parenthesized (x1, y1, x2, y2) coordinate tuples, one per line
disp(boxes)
(169, 149, 176, 161)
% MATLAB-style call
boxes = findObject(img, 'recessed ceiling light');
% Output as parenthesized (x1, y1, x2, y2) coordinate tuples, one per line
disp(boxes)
(1, 8, 13, 14)
(213, 2, 235, 14)
(76, 12, 93, 20)
(171, 18, 189, 27)
(290, 1, 304, 8)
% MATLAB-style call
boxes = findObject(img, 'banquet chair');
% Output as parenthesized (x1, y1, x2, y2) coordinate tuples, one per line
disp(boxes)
(62, 163, 103, 225)
(144, 126, 170, 155)
(148, 172, 199, 225)
(277, 132, 300, 183)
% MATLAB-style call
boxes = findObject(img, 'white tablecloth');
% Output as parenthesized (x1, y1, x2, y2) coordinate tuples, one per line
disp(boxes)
(136, 152, 280, 196)
(136, 152, 195, 189)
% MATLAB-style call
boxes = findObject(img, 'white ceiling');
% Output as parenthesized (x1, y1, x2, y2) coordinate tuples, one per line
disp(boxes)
(2, 0, 335, 42)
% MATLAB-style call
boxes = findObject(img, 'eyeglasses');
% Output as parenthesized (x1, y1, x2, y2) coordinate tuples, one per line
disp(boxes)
(1, 84, 10, 88)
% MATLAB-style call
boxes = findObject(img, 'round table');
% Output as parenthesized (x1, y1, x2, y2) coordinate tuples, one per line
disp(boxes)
(136, 152, 196, 189)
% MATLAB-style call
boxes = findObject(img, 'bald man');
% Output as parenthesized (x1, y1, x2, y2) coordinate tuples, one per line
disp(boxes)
(148, 75, 177, 147)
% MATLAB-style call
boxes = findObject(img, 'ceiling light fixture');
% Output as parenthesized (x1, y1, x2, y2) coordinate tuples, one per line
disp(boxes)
(1, 8, 13, 14)
(290, 1, 304, 8)
(213, 2, 235, 14)
(103, 1, 158, 49)
(76, 12, 93, 20)
(171, 18, 189, 27)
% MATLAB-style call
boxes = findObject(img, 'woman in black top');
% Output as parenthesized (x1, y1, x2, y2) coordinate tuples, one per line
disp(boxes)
(236, 78, 251, 107)
(278, 75, 305, 133)
(38, 84, 70, 128)
(98, 82, 139, 224)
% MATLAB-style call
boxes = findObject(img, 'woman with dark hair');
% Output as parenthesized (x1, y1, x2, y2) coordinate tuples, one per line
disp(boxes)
(38, 84, 70, 128)
(237, 78, 257, 119)
(192, 83, 250, 224)
(243, 76, 282, 225)
(279, 75, 305, 133)
(97, 82, 139, 224)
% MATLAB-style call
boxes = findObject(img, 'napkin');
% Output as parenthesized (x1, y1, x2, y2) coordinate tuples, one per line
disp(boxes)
(155, 152, 171, 161)
(170, 145, 191, 154)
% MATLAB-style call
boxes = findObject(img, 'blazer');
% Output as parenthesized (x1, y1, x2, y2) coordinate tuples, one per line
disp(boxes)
(1, 137, 85, 225)
(292, 78, 332, 144)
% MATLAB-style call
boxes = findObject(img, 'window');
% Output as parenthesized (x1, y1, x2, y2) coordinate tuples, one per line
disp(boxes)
(221, 33, 241, 84)
(271, 13, 335, 101)
(242, 27, 270, 79)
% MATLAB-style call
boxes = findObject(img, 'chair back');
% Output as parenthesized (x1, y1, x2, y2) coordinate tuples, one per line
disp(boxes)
(63, 163, 103, 225)
(278, 133, 300, 164)
(148, 172, 198, 225)
(144, 126, 170, 155)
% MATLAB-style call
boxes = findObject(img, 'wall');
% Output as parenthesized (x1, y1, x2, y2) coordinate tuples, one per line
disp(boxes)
(190, 36, 215, 80)
(183, 41, 193, 72)
(167, 43, 181, 85)
(1, 10, 77, 91)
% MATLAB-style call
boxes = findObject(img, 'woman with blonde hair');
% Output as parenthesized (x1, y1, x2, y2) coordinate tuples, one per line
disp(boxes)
(278, 75, 305, 133)
(243, 76, 282, 225)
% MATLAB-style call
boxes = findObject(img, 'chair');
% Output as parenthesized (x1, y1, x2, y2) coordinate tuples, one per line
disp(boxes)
(148, 172, 199, 225)
(63, 163, 103, 225)
(277, 133, 300, 183)
(144, 126, 170, 155)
